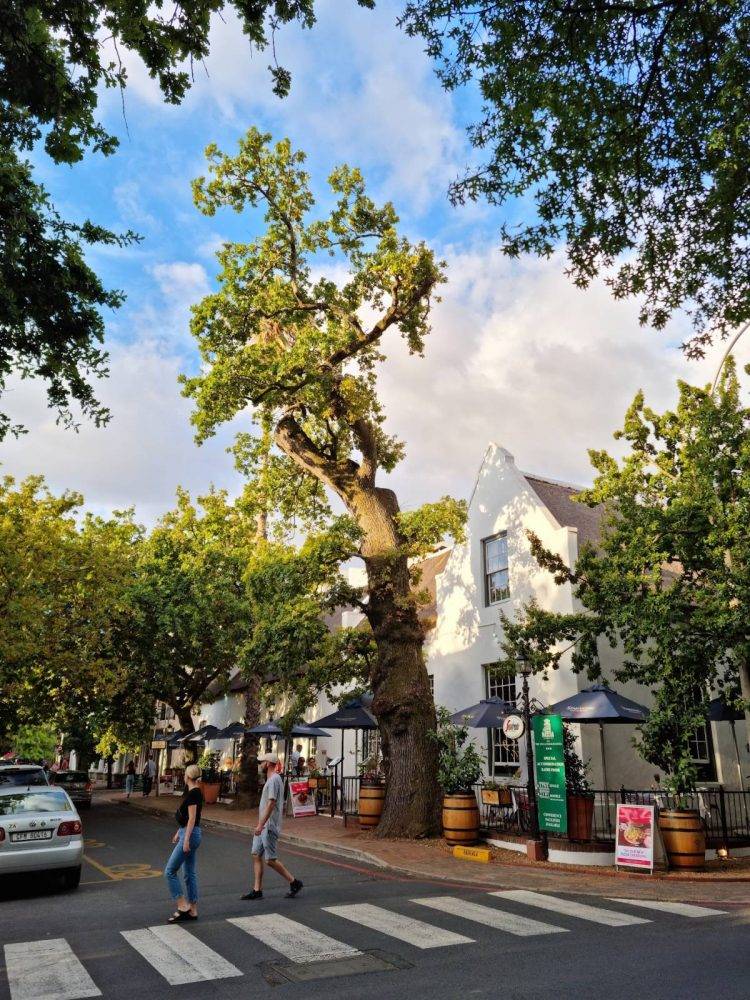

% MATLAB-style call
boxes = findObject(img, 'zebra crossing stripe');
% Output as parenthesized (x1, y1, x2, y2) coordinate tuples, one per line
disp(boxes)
(4, 939, 101, 1000)
(608, 898, 727, 918)
(323, 903, 473, 949)
(228, 914, 361, 963)
(413, 895, 567, 937)
(121, 925, 242, 985)
(491, 890, 650, 927)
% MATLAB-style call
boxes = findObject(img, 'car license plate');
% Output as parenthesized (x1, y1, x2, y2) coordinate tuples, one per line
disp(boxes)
(10, 830, 54, 842)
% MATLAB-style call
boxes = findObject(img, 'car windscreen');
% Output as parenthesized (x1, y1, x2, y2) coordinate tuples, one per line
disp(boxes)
(0, 770, 47, 787)
(0, 790, 72, 815)
(53, 773, 88, 785)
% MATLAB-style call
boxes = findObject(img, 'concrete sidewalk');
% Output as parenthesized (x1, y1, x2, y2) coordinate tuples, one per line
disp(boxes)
(108, 791, 750, 906)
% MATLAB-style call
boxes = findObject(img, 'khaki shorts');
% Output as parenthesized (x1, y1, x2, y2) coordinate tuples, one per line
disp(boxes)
(251, 827, 279, 860)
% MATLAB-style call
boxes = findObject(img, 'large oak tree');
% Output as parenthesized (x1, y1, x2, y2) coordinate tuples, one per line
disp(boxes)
(183, 129, 465, 837)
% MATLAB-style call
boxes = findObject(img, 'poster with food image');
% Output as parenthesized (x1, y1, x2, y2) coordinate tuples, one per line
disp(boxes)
(615, 803, 655, 871)
(290, 779, 317, 818)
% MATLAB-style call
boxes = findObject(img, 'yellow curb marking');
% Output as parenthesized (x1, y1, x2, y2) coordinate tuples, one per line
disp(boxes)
(453, 846, 491, 864)
(84, 838, 105, 848)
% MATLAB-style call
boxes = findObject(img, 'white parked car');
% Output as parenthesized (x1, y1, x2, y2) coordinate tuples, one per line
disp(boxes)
(0, 778, 83, 890)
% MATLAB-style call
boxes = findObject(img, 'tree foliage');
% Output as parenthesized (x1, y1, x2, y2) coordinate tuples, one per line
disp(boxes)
(11, 723, 57, 763)
(0, 474, 147, 756)
(183, 128, 465, 836)
(401, 1, 750, 347)
(0, 0, 372, 437)
(518, 360, 750, 790)
(124, 488, 258, 735)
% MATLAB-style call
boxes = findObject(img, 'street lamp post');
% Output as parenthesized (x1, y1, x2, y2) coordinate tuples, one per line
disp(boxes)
(517, 654, 543, 848)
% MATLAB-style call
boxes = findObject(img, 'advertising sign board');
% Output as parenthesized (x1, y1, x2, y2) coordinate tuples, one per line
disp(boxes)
(615, 803, 655, 872)
(290, 779, 317, 818)
(532, 714, 568, 835)
(502, 714, 525, 739)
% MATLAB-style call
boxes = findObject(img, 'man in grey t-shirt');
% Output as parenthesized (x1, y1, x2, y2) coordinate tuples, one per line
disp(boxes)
(241, 753, 303, 901)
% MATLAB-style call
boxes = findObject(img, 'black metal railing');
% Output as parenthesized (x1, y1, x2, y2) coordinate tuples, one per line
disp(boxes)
(475, 784, 750, 845)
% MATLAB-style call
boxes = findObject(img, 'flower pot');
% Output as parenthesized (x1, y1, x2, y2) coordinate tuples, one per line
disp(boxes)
(442, 792, 480, 846)
(658, 808, 705, 870)
(358, 783, 386, 830)
(481, 788, 500, 807)
(202, 781, 221, 805)
(566, 794, 595, 842)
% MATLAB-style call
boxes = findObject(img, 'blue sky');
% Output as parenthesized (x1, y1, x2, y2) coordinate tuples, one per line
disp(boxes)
(1, 0, 734, 524)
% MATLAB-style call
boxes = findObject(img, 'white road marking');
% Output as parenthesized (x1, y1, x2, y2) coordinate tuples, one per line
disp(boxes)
(608, 898, 727, 918)
(121, 926, 242, 986)
(324, 903, 473, 949)
(491, 890, 650, 927)
(4, 939, 101, 1000)
(413, 895, 567, 937)
(228, 914, 360, 963)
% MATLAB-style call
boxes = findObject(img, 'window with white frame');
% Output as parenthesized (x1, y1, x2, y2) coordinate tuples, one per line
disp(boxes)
(688, 722, 716, 782)
(483, 533, 510, 605)
(484, 664, 520, 774)
(428, 674, 434, 697)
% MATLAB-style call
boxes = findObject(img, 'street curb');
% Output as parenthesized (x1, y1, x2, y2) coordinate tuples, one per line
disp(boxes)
(116, 798, 388, 869)
(114, 798, 750, 886)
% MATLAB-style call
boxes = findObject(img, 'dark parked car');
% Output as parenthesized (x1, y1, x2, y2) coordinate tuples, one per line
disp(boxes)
(0, 765, 49, 787)
(51, 771, 92, 809)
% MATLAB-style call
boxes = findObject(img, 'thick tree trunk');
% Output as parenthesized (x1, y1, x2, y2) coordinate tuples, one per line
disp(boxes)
(275, 416, 441, 838)
(350, 487, 441, 839)
(233, 676, 261, 810)
(177, 708, 196, 762)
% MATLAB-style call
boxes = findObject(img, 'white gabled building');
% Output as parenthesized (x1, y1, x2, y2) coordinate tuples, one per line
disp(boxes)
(426, 443, 747, 792)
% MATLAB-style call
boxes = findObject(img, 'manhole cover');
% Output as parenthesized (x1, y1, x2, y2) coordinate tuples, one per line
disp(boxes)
(262, 949, 412, 984)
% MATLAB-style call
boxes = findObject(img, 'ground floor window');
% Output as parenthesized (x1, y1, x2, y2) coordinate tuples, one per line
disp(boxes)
(484, 664, 520, 776)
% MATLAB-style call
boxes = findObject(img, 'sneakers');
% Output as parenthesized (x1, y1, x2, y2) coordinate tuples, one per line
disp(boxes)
(240, 890, 263, 900)
(286, 879, 303, 898)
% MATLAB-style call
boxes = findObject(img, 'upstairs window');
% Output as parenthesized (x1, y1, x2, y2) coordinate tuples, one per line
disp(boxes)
(483, 533, 509, 605)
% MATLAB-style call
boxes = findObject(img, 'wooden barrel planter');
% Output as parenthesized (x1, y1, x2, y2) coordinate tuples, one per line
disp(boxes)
(658, 809, 706, 870)
(442, 792, 480, 846)
(358, 783, 386, 830)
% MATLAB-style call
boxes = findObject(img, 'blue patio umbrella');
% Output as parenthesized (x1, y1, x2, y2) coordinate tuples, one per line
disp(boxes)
(180, 724, 220, 744)
(545, 685, 649, 792)
(290, 724, 331, 738)
(214, 722, 248, 740)
(450, 697, 516, 729)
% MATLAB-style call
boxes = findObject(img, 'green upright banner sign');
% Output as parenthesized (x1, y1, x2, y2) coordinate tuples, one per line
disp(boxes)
(532, 713, 568, 835)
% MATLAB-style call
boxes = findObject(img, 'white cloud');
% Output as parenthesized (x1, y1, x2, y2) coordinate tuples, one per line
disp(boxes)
(0, 341, 244, 526)
(374, 246, 735, 511)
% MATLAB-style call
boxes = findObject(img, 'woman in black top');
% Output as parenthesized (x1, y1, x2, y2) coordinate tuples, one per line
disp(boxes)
(164, 763, 203, 922)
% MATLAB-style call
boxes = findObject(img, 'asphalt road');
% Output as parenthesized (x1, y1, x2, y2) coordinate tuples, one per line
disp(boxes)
(0, 798, 748, 1000)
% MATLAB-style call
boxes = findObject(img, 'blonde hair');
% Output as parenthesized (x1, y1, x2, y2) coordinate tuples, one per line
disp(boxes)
(184, 764, 202, 782)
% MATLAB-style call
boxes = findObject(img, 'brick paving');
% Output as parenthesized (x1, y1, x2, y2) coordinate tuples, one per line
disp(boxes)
(109, 791, 750, 906)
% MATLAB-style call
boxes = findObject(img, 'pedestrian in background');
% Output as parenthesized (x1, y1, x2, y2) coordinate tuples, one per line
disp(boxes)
(165, 763, 203, 922)
(142, 755, 156, 796)
(241, 753, 302, 901)
(125, 761, 136, 799)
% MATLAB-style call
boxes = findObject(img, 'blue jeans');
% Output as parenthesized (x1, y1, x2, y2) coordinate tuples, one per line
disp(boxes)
(165, 827, 202, 903)
(125, 774, 134, 794)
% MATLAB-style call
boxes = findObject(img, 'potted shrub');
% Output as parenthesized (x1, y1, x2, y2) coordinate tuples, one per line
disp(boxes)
(563, 726, 595, 842)
(432, 708, 484, 845)
(198, 750, 221, 805)
(307, 767, 321, 790)
(358, 754, 386, 829)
